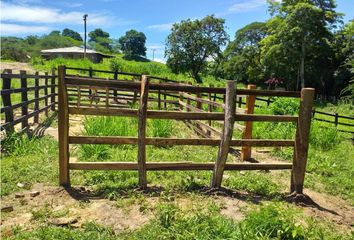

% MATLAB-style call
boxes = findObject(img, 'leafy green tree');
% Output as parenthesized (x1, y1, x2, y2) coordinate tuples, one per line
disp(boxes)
(62, 28, 83, 41)
(335, 20, 354, 97)
(0, 37, 29, 61)
(261, 0, 340, 90)
(165, 15, 229, 83)
(118, 30, 147, 57)
(88, 28, 112, 52)
(222, 22, 267, 84)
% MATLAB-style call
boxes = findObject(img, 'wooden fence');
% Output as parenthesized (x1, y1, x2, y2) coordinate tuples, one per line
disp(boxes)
(1, 69, 57, 132)
(58, 65, 314, 195)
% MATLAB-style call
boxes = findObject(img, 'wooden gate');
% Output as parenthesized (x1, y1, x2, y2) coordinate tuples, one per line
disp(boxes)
(57, 65, 314, 194)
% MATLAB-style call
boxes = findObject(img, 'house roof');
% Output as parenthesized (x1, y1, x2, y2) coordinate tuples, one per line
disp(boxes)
(41, 47, 113, 57)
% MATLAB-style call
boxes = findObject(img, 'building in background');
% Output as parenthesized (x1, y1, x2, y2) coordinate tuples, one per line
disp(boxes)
(40, 47, 113, 63)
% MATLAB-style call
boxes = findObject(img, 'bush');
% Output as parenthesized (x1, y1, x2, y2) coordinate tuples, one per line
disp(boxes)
(270, 98, 300, 115)
(309, 122, 342, 150)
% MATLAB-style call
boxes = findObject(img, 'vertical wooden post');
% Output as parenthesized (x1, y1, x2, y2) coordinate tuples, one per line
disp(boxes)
(179, 92, 183, 111)
(196, 90, 202, 130)
(241, 84, 256, 161)
(44, 72, 49, 116)
(114, 70, 118, 99)
(20, 70, 29, 130)
(290, 88, 315, 194)
(207, 84, 213, 136)
(88, 67, 93, 95)
(58, 65, 70, 186)
(158, 80, 161, 110)
(186, 96, 191, 112)
(137, 75, 149, 189)
(238, 96, 242, 108)
(2, 69, 14, 132)
(34, 71, 40, 123)
(211, 80, 236, 188)
(334, 113, 338, 126)
(163, 90, 167, 110)
(51, 69, 56, 111)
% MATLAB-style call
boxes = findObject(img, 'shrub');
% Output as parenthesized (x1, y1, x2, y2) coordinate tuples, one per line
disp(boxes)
(270, 97, 300, 115)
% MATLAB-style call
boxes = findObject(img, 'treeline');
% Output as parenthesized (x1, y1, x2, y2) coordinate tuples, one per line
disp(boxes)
(1, 28, 147, 61)
(1, 0, 353, 97)
(164, 1, 353, 97)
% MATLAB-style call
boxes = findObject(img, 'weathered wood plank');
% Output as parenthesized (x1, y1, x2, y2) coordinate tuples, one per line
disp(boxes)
(58, 66, 70, 186)
(69, 162, 293, 171)
(241, 84, 256, 161)
(1, 69, 14, 131)
(291, 88, 315, 194)
(137, 75, 149, 188)
(211, 80, 236, 188)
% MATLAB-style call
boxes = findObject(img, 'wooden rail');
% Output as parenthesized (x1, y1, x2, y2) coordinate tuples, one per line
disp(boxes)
(1, 69, 57, 132)
(58, 65, 314, 196)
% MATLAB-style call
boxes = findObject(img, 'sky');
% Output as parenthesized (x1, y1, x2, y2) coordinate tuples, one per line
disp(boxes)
(1, 0, 353, 62)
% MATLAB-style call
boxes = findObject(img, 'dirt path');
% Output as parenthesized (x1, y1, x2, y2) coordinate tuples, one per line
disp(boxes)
(0, 62, 36, 73)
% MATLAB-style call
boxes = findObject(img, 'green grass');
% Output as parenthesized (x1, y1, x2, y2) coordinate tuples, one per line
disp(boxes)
(31, 55, 227, 87)
(5, 202, 351, 240)
(252, 101, 354, 203)
(1, 134, 58, 196)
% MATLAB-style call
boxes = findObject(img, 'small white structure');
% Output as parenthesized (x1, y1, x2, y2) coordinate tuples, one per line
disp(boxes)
(41, 47, 113, 63)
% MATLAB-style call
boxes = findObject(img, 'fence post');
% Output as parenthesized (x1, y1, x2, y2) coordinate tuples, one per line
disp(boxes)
(158, 80, 161, 110)
(137, 75, 149, 189)
(211, 80, 236, 188)
(88, 67, 93, 95)
(164, 89, 167, 110)
(20, 70, 29, 130)
(241, 84, 256, 161)
(196, 90, 202, 130)
(51, 69, 56, 111)
(207, 84, 213, 136)
(238, 96, 242, 108)
(334, 113, 338, 126)
(2, 69, 14, 132)
(290, 88, 314, 194)
(179, 91, 183, 111)
(34, 71, 40, 123)
(114, 70, 118, 99)
(58, 65, 70, 186)
(44, 72, 49, 116)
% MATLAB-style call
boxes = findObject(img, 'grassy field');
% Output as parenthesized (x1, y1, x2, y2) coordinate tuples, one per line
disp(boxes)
(1, 58, 353, 239)
(2, 116, 353, 239)
(32, 55, 225, 87)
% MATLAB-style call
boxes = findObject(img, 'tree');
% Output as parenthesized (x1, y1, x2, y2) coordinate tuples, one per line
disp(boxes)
(88, 28, 112, 52)
(222, 22, 267, 84)
(62, 28, 83, 41)
(165, 15, 229, 83)
(118, 30, 147, 57)
(261, 0, 340, 90)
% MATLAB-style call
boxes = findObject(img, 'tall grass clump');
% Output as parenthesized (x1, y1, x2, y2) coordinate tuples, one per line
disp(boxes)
(148, 119, 174, 138)
(1, 133, 57, 157)
(79, 116, 137, 159)
(79, 117, 175, 159)
(309, 121, 342, 150)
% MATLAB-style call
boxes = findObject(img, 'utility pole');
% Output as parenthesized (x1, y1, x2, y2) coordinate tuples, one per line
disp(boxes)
(83, 14, 88, 58)
(152, 49, 156, 61)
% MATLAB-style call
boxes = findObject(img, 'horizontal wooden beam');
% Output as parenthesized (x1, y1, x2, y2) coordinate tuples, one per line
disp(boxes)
(64, 76, 300, 97)
(68, 136, 295, 147)
(68, 107, 297, 122)
(69, 162, 293, 171)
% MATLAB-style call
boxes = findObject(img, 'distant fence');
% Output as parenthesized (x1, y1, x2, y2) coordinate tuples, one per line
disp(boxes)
(236, 95, 354, 134)
(1, 69, 57, 132)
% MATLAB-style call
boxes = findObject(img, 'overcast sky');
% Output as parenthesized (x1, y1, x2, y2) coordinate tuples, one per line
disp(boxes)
(1, 0, 353, 62)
